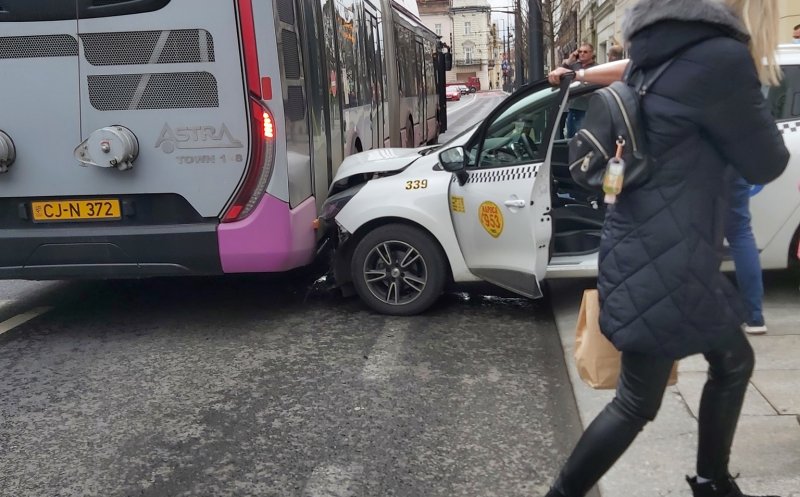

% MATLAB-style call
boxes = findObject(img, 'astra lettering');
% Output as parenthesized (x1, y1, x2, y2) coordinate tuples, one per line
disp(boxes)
(155, 123, 244, 154)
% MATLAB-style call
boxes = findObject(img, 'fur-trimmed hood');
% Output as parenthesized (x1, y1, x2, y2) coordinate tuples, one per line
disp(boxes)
(621, 0, 749, 44)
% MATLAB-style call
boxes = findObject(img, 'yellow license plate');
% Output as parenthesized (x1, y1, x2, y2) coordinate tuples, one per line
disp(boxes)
(31, 199, 122, 222)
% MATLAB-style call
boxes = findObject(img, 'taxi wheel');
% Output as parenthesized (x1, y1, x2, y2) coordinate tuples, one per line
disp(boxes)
(351, 224, 447, 316)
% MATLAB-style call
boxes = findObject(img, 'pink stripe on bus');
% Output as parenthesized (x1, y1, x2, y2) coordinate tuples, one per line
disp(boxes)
(218, 194, 317, 273)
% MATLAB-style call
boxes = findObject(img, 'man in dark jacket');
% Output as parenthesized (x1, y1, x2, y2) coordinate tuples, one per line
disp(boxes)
(544, 0, 790, 496)
(561, 43, 596, 137)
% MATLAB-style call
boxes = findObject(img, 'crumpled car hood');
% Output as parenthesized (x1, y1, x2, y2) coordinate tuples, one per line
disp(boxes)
(330, 147, 432, 188)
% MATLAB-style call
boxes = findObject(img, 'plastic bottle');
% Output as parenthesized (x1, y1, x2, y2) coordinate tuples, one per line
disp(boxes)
(603, 138, 626, 204)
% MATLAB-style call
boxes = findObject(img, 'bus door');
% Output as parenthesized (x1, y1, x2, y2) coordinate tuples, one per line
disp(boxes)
(75, 0, 250, 219)
(364, 5, 384, 151)
(415, 37, 425, 144)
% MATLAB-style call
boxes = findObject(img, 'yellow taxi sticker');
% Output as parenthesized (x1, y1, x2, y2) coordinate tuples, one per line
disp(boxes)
(479, 201, 504, 238)
(450, 195, 465, 213)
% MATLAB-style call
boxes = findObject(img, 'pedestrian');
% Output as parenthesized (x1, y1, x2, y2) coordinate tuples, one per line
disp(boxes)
(794, 23, 800, 44)
(544, 0, 790, 496)
(607, 44, 623, 62)
(562, 43, 596, 137)
(726, 173, 768, 335)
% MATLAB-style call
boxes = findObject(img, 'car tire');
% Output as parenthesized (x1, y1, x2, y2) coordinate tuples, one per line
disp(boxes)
(350, 224, 447, 315)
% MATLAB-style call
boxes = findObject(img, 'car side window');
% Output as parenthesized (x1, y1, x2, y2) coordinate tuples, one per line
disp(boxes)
(466, 86, 559, 169)
(765, 65, 800, 121)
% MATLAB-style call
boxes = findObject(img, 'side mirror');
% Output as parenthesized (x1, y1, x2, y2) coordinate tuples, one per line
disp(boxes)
(444, 53, 453, 71)
(438, 146, 468, 185)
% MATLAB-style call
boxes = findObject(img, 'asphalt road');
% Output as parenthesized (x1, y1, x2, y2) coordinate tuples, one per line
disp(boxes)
(0, 273, 584, 497)
(438, 91, 509, 141)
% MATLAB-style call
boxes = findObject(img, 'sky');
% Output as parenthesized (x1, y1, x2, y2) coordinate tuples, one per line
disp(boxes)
(488, 0, 517, 32)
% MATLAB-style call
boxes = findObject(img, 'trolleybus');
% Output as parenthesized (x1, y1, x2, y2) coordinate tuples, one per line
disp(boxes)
(0, 0, 448, 279)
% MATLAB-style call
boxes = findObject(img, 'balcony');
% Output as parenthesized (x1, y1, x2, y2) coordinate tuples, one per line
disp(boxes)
(454, 58, 488, 67)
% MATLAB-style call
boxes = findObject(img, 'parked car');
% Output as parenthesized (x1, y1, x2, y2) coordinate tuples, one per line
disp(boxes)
(320, 45, 800, 315)
(445, 83, 467, 95)
(445, 86, 461, 101)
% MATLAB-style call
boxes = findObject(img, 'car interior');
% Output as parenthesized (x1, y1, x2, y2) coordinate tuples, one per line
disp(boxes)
(549, 108, 606, 258)
(467, 82, 607, 258)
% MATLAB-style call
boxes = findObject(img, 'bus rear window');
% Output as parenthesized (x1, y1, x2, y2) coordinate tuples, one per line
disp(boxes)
(0, 0, 171, 22)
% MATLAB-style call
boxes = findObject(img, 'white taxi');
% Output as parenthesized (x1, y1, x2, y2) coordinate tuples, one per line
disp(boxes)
(321, 45, 800, 315)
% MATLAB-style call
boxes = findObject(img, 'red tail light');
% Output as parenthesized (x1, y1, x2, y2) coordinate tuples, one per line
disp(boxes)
(223, 99, 276, 222)
(223, 0, 276, 222)
(263, 111, 274, 139)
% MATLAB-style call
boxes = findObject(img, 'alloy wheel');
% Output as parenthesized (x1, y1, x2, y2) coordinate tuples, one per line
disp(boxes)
(362, 240, 427, 306)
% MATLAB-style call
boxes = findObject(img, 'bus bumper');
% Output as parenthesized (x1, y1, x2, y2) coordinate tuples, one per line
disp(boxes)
(217, 194, 317, 273)
(0, 223, 221, 280)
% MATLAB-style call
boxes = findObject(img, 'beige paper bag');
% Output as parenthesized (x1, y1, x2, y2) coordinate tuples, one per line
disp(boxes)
(574, 289, 677, 390)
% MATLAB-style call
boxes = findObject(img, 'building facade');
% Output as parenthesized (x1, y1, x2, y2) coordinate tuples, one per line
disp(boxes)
(450, 0, 492, 88)
(421, 0, 800, 91)
(418, 0, 452, 49)
(418, 0, 493, 88)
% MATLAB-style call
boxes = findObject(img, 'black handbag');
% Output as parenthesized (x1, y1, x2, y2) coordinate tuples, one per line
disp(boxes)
(567, 58, 677, 192)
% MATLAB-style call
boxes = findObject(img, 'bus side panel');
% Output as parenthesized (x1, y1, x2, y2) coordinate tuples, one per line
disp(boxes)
(392, 10, 439, 148)
(298, 0, 335, 213)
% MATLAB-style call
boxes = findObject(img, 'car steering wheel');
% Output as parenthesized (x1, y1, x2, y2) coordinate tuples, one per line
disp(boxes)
(495, 145, 521, 161)
(518, 133, 537, 158)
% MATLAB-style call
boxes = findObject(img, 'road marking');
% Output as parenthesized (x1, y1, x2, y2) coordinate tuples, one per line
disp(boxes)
(0, 307, 53, 336)
(362, 321, 409, 381)
(447, 94, 477, 115)
(302, 463, 363, 497)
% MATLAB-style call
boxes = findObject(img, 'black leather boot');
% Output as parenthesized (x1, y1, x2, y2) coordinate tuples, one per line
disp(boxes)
(687, 475, 780, 497)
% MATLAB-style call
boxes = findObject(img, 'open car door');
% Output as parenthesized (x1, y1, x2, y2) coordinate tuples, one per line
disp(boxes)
(446, 81, 570, 298)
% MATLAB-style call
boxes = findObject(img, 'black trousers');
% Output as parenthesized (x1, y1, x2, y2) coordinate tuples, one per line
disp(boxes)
(553, 329, 755, 497)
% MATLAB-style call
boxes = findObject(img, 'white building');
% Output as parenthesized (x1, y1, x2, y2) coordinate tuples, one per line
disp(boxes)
(417, 0, 452, 48)
(418, 0, 492, 88)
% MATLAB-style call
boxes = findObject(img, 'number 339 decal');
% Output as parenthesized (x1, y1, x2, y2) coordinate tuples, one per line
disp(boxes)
(405, 179, 428, 190)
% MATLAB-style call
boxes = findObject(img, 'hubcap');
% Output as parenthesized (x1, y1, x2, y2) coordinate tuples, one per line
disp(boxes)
(362, 240, 428, 306)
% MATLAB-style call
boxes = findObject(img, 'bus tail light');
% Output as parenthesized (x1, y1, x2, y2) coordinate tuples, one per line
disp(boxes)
(224, 0, 274, 223)
(222, 99, 276, 222)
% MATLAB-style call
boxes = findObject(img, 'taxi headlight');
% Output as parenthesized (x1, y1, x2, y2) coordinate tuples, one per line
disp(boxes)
(320, 183, 366, 221)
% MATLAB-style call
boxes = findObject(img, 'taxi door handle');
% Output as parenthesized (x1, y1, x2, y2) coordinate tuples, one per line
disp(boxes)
(504, 199, 526, 208)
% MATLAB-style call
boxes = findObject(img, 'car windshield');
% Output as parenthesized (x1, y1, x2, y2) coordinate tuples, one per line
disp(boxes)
(440, 122, 481, 147)
(434, 83, 562, 160)
(463, 84, 562, 166)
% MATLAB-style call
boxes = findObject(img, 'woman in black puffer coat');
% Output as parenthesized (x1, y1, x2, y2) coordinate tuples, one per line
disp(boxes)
(545, 1, 790, 496)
